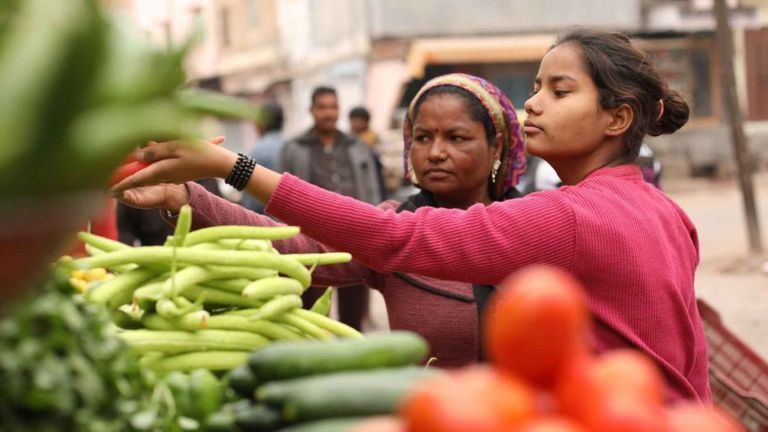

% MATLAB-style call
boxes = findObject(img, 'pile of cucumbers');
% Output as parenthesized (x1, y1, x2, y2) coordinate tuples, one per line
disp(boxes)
(210, 331, 436, 432)
(69, 206, 361, 373)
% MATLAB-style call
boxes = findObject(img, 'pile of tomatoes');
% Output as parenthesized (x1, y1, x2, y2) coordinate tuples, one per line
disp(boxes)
(355, 265, 743, 432)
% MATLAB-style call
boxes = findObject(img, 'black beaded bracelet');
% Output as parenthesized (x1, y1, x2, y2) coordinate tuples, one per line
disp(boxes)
(225, 153, 257, 191)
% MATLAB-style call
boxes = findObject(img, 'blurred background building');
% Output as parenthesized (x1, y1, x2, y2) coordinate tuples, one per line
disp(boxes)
(112, 0, 768, 181)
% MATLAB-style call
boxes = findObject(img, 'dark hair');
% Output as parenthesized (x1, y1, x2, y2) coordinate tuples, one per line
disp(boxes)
(411, 85, 496, 146)
(311, 86, 336, 106)
(259, 101, 283, 132)
(349, 106, 370, 121)
(552, 28, 690, 161)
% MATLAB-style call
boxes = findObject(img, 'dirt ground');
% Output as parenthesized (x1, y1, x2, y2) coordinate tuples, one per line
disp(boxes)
(665, 172, 768, 361)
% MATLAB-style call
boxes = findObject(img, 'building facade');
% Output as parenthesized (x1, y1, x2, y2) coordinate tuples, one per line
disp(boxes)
(122, 0, 768, 178)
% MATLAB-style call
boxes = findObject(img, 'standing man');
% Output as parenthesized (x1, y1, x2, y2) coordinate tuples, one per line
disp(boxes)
(348, 106, 381, 151)
(280, 86, 383, 330)
(349, 105, 388, 201)
(242, 102, 285, 214)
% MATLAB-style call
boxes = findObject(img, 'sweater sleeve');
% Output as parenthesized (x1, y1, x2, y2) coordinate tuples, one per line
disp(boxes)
(266, 174, 577, 285)
(181, 181, 379, 289)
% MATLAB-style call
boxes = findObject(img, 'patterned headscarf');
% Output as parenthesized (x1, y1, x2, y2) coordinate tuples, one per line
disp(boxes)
(403, 73, 526, 197)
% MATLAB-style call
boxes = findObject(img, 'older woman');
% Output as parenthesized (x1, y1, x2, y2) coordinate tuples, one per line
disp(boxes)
(115, 73, 526, 367)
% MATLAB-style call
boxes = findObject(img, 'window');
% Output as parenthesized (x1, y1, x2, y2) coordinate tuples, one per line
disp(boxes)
(745, 28, 768, 120)
(220, 7, 230, 47)
(690, 49, 712, 118)
(247, 0, 260, 27)
(645, 38, 718, 123)
(492, 74, 535, 111)
(194, 11, 207, 43)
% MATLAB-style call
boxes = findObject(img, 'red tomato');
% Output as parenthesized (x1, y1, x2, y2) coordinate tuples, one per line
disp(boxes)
(402, 366, 536, 432)
(556, 349, 664, 418)
(351, 416, 405, 432)
(484, 265, 590, 387)
(108, 161, 151, 187)
(585, 396, 668, 432)
(666, 403, 745, 432)
(556, 350, 667, 432)
(518, 416, 589, 432)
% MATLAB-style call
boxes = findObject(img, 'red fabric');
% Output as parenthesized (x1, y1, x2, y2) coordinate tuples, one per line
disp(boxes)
(182, 183, 480, 367)
(266, 164, 711, 402)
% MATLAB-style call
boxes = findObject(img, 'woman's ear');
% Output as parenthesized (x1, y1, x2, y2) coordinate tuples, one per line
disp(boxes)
(605, 103, 633, 137)
(491, 132, 504, 161)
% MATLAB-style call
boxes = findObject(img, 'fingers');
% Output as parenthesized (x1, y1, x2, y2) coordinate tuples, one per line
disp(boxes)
(109, 188, 126, 201)
(210, 136, 225, 145)
(109, 158, 175, 193)
(137, 140, 182, 162)
(110, 188, 142, 208)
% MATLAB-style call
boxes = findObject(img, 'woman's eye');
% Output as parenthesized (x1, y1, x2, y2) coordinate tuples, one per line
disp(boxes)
(450, 135, 466, 143)
(413, 135, 429, 143)
(553, 90, 570, 97)
(529, 88, 539, 97)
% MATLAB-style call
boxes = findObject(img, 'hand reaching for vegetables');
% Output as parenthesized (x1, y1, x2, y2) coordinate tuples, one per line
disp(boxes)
(112, 135, 284, 209)
(107, 135, 223, 187)
(111, 136, 227, 210)
(115, 183, 190, 211)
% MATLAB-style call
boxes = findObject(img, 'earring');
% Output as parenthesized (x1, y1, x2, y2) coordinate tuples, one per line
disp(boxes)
(491, 160, 501, 183)
(407, 159, 419, 185)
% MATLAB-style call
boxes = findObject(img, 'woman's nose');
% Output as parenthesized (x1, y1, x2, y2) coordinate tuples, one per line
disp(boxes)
(524, 94, 540, 114)
(428, 139, 448, 160)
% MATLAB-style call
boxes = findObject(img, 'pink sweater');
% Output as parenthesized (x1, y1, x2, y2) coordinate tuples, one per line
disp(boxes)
(266, 164, 711, 402)
(184, 183, 481, 368)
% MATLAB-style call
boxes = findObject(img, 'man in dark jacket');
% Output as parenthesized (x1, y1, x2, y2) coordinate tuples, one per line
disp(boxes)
(280, 86, 384, 330)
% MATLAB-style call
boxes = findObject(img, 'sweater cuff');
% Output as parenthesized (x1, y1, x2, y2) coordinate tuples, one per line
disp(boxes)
(265, 173, 310, 224)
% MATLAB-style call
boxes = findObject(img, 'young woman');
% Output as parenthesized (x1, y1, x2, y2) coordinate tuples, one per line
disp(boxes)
(113, 28, 710, 402)
(114, 73, 527, 368)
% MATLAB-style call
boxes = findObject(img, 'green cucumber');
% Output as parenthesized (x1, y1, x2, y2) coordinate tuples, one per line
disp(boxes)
(234, 403, 283, 432)
(205, 400, 251, 432)
(227, 364, 258, 399)
(275, 417, 364, 432)
(258, 366, 436, 422)
(247, 331, 428, 382)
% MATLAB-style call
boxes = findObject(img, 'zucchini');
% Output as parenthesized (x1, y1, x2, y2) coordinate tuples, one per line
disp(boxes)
(228, 364, 258, 399)
(257, 366, 437, 422)
(276, 418, 364, 432)
(234, 403, 283, 432)
(205, 400, 251, 432)
(248, 331, 428, 382)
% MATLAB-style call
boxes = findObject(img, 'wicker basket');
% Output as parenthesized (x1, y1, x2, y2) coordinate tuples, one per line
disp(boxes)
(697, 299, 768, 431)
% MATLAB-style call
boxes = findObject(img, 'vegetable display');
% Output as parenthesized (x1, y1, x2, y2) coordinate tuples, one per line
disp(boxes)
(209, 331, 435, 432)
(0, 269, 145, 431)
(0, 0, 265, 304)
(67, 205, 360, 373)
